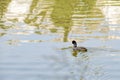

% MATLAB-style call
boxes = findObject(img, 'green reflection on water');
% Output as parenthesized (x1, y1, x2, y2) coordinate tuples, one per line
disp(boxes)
(82, 0, 97, 9)
(24, 0, 41, 26)
(51, 0, 79, 42)
(51, 0, 79, 27)
(24, 0, 51, 27)
(0, 0, 118, 41)
(0, 0, 11, 30)
(23, 0, 104, 41)
(0, 33, 6, 37)
(0, 0, 11, 18)
(98, 0, 120, 6)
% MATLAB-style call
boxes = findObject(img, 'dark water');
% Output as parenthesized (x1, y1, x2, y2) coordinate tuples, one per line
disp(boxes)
(0, 0, 120, 80)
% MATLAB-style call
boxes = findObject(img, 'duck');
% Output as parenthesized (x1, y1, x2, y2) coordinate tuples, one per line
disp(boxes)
(72, 40, 87, 52)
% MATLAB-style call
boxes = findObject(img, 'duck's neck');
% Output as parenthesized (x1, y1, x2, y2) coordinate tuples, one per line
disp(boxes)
(73, 44, 77, 48)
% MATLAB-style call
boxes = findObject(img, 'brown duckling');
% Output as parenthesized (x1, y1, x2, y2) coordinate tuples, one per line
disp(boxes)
(72, 40, 87, 52)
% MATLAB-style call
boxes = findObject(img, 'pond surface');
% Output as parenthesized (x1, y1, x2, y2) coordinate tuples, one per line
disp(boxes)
(0, 0, 120, 80)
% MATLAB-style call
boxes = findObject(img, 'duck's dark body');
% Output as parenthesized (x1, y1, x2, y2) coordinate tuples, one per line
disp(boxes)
(73, 46, 87, 52)
(72, 40, 87, 52)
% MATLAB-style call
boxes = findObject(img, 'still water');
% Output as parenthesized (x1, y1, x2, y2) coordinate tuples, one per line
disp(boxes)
(0, 0, 120, 80)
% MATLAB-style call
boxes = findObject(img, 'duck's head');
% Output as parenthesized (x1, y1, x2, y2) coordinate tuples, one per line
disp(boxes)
(72, 40, 76, 44)
(72, 40, 77, 47)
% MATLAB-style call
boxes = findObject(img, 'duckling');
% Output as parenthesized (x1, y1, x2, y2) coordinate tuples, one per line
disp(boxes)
(72, 40, 87, 52)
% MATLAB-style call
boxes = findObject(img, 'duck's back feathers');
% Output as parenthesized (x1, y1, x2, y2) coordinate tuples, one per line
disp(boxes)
(73, 46, 87, 52)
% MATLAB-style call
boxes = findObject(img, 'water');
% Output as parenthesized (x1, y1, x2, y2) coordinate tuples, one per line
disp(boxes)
(0, 0, 120, 80)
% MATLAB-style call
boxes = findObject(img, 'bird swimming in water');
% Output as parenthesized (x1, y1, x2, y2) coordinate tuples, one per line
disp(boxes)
(72, 40, 87, 52)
